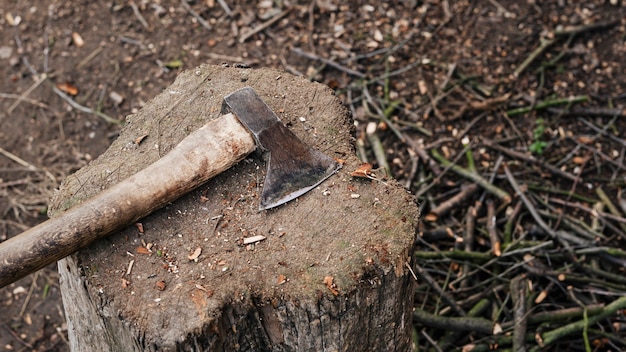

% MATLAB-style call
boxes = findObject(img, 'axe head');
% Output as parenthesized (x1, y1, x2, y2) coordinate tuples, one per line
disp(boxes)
(224, 87, 340, 210)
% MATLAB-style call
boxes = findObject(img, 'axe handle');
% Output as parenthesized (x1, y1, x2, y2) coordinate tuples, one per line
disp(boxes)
(0, 113, 255, 288)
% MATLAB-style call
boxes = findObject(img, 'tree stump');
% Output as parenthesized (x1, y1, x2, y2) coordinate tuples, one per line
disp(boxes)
(50, 65, 419, 351)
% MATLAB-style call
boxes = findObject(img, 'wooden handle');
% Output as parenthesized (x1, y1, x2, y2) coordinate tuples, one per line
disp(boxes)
(0, 113, 255, 288)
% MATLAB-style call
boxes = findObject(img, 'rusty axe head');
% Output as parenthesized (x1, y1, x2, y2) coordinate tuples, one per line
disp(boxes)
(224, 87, 340, 210)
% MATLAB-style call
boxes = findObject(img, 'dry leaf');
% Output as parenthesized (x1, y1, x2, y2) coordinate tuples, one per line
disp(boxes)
(56, 82, 79, 96)
(121, 278, 131, 288)
(277, 274, 286, 285)
(188, 247, 202, 261)
(134, 134, 148, 145)
(323, 276, 339, 295)
(351, 163, 373, 178)
(136, 246, 151, 254)
(155, 280, 166, 291)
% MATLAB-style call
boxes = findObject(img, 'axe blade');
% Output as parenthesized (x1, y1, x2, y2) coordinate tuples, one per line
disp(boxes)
(225, 87, 340, 210)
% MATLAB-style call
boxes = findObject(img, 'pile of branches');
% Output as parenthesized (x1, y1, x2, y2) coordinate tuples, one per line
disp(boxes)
(303, 6, 626, 350)
(296, 5, 626, 350)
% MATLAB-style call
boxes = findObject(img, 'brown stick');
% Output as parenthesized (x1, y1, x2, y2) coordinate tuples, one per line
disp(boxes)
(461, 203, 477, 288)
(511, 276, 527, 352)
(414, 262, 466, 316)
(0, 113, 255, 288)
(482, 138, 579, 182)
(413, 304, 492, 334)
(486, 199, 501, 256)
(424, 183, 479, 222)
(431, 149, 511, 204)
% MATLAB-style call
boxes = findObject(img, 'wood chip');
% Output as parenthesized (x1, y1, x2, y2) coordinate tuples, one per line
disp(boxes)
(188, 247, 202, 261)
(243, 235, 266, 245)
(126, 259, 135, 275)
(72, 32, 85, 47)
(109, 91, 125, 106)
(56, 82, 79, 96)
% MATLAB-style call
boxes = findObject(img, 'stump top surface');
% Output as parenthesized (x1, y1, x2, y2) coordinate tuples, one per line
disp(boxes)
(50, 65, 418, 344)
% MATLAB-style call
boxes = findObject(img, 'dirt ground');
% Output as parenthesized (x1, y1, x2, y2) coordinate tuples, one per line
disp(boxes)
(1, 0, 625, 351)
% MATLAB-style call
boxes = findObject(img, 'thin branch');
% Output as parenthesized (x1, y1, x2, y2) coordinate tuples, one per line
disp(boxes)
(503, 164, 588, 246)
(413, 308, 492, 334)
(431, 149, 511, 204)
(482, 138, 579, 182)
(129, 1, 150, 30)
(414, 262, 466, 316)
(240, 8, 291, 43)
(291, 47, 365, 78)
(51, 85, 121, 124)
(7, 73, 47, 113)
(181, 0, 212, 32)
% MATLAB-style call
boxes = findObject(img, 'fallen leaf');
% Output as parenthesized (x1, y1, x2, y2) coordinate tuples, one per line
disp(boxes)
(164, 59, 183, 69)
(136, 246, 151, 254)
(121, 278, 131, 288)
(323, 276, 339, 295)
(155, 280, 166, 291)
(134, 134, 148, 145)
(277, 274, 286, 285)
(351, 163, 373, 178)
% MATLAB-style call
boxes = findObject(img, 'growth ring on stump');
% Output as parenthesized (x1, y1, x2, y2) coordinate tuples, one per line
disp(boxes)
(49, 65, 419, 351)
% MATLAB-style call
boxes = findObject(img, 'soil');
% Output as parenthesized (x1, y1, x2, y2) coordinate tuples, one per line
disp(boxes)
(1, 1, 625, 351)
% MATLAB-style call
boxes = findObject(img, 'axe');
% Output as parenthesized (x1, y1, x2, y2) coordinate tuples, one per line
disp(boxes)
(0, 87, 340, 288)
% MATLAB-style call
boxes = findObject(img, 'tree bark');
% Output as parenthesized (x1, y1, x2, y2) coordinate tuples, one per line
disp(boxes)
(52, 65, 419, 351)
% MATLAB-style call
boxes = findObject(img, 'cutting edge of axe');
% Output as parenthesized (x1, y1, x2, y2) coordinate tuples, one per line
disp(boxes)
(0, 86, 340, 288)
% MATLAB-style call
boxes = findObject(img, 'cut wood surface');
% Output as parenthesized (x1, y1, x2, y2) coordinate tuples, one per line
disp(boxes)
(50, 65, 419, 351)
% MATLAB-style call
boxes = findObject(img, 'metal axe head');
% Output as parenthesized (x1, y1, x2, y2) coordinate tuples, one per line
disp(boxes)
(224, 87, 340, 210)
